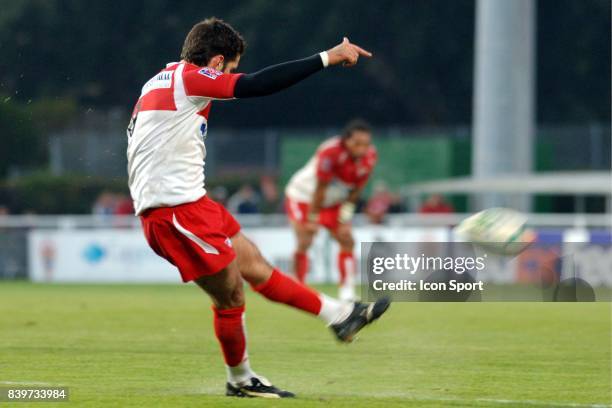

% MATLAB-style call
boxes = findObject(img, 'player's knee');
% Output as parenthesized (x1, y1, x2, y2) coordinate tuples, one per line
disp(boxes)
(237, 248, 273, 287)
(249, 255, 274, 285)
(341, 240, 354, 252)
(212, 277, 245, 309)
(232, 286, 245, 306)
(297, 235, 313, 252)
(224, 285, 244, 308)
(348, 242, 356, 251)
(338, 231, 354, 249)
(297, 240, 312, 252)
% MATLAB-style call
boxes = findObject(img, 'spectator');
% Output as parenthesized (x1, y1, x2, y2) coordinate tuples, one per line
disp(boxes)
(92, 191, 117, 215)
(114, 194, 135, 215)
(227, 184, 260, 214)
(210, 186, 229, 206)
(259, 175, 280, 213)
(419, 194, 454, 214)
(111, 194, 135, 228)
(365, 181, 398, 224)
(0, 206, 8, 233)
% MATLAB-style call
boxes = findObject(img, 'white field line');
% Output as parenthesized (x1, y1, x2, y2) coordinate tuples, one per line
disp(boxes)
(475, 397, 610, 408)
(0, 381, 57, 386)
(323, 392, 612, 408)
(164, 388, 612, 408)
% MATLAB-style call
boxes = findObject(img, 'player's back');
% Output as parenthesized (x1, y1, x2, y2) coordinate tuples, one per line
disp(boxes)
(127, 62, 215, 215)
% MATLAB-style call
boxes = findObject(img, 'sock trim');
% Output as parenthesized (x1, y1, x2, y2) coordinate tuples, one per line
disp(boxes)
(251, 270, 279, 292)
(212, 304, 245, 316)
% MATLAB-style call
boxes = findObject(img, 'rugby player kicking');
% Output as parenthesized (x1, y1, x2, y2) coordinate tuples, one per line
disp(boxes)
(127, 18, 389, 399)
(285, 120, 376, 301)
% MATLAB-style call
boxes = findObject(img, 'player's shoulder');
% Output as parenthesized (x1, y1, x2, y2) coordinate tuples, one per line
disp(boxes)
(182, 62, 224, 79)
(140, 62, 181, 96)
(317, 137, 343, 157)
(354, 145, 378, 172)
(151, 62, 181, 78)
(164, 61, 181, 71)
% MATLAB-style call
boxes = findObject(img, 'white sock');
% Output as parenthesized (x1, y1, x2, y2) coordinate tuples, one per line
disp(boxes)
(226, 357, 255, 386)
(318, 294, 354, 326)
(342, 256, 356, 289)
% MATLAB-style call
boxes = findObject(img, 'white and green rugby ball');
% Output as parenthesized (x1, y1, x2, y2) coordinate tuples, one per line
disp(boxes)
(454, 207, 535, 256)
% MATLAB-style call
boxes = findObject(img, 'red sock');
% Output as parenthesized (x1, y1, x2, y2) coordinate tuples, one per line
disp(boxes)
(253, 269, 322, 315)
(338, 251, 355, 285)
(293, 251, 309, 282)
(212, 305, 247, 367)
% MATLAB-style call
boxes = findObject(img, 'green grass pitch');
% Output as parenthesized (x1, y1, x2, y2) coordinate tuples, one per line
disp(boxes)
(0, 282, 610, 407)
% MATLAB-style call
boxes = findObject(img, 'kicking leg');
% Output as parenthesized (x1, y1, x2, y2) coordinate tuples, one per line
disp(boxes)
(194, 262, 293, 398)
(233, 232, 351, 325)
(233, 232, 389, 341)
(331, 223, 357, 301)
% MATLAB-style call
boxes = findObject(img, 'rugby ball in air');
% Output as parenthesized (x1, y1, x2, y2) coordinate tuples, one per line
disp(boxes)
(454, 207, 535, 256)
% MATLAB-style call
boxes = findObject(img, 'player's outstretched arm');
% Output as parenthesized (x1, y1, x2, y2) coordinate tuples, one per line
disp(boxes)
(234, 37, 371, 98)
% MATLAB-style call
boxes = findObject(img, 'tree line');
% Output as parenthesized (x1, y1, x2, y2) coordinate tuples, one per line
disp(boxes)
(0, 0, 609, 129)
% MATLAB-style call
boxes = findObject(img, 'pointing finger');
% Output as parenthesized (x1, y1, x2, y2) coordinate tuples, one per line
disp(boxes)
(351, 44, 372, 57)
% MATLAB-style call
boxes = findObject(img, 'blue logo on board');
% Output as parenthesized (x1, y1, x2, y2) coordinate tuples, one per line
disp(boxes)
(83, 244, 106, 264)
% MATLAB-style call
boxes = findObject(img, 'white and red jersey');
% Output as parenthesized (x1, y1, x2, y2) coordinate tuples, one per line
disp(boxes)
(127, 62, 242, 215)
(285, 137, 377, 207)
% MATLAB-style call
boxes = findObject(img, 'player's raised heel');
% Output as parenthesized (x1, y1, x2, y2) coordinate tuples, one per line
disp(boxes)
(338, 285, 359, 302)
(226, 377, 295, 398)
(330, 297, 391, 342)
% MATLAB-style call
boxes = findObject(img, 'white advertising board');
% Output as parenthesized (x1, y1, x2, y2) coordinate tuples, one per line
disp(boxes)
(28, 227, 448, 283)
(29, 229, 180, 283)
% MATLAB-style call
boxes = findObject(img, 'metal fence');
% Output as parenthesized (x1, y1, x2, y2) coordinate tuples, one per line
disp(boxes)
(46, 111, 610, 179)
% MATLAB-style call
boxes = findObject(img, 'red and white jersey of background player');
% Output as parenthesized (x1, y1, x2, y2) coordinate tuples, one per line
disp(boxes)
(127, 62, 241, 215)
(285, 137, 377, 207)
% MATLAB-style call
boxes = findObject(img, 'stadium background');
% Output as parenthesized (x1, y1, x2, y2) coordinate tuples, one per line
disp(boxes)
(0, 0, 610, 210)
(0, 1, 610, 407)
(0, 0, 609, 283)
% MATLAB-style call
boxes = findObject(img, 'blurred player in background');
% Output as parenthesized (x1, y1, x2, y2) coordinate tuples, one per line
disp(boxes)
(127, 18, 389, 399)
(285, 120, 377, 300)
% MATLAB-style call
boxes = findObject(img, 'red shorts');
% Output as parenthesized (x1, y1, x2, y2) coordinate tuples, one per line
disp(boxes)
(140, 195, 241, 282)
(285, 197, 342, 231)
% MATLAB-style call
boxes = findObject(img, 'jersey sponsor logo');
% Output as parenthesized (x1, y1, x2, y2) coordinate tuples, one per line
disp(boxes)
(320, 157, 332, 172)
(198, 67, 223, 79)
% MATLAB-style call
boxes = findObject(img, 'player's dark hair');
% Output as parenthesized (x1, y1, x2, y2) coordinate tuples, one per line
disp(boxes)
(341, 119, 372, 140)
(181, 17, 246, 67)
